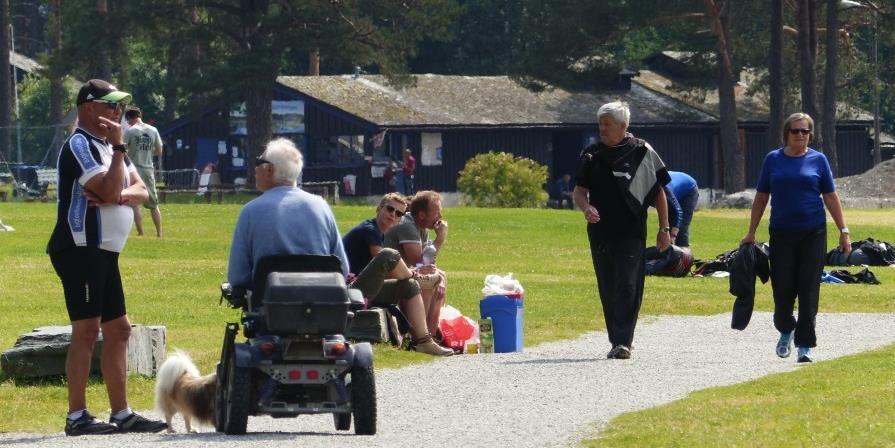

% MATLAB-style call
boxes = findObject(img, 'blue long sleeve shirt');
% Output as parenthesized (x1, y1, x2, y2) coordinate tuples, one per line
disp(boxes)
(227, 185, 349, 289)
(664, 186, 683, 228)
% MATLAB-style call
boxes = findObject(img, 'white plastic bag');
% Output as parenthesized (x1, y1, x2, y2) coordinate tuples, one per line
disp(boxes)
(482, 273, 524, 297)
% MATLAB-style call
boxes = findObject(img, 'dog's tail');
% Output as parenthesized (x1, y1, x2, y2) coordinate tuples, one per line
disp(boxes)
(155, 349, 201, 402)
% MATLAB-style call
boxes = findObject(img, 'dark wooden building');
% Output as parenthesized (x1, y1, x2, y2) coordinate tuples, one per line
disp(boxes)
(158, 70, 874, 195)
(158, 74, 720, 195)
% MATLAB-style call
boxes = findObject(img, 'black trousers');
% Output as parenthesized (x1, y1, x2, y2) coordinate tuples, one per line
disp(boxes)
(587, 229, 646, 348)
(769, 226, 826, 348)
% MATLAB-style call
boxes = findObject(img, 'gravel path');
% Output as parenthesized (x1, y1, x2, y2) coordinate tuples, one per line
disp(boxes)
(4, 312, 895, 447)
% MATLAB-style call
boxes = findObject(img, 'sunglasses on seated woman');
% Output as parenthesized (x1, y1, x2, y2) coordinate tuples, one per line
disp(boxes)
(788, 128, 811, 135)
(384, 205, 405, 217)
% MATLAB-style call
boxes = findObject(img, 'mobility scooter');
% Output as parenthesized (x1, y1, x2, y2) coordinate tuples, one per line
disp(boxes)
(216, 255, 376, 435)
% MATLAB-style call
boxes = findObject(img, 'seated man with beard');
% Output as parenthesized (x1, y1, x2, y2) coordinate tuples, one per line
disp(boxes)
(383, 191, 449, 342)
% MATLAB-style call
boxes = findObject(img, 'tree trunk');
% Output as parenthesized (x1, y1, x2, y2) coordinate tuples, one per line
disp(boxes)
(0, 0, 12, 162)
(768, 0, 785, 149)
(309, 49, 320, 76)
(705, 0, 744, 192)
(96, 0, 112, 80)
(822, 0, 839, 176)
(49, 0, 65, 166)
(246, 76, 274, 178)
(162, 43, 179, 123)
(797, 0, 821, 148)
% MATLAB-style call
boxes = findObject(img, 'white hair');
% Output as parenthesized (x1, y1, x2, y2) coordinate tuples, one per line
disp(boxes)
(597, 101, 630, 127)
(263, 138, 303, 185)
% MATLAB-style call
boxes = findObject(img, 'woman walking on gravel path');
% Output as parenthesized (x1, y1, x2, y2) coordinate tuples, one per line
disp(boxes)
(742, 112, 851, 363)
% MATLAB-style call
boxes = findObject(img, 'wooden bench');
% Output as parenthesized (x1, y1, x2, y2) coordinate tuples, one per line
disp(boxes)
(302, 181, 340, 204)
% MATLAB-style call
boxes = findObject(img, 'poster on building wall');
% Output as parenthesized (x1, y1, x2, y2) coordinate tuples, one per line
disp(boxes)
(230, 103, 248, 135)
(272, 100, 305, 133)
(230, 100, 305, 135)
(421, 132, 443, 166)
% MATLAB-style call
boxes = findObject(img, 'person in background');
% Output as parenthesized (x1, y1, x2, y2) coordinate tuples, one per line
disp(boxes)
(664, 171, 699, 247)
(383, 190, 448, 339)
(124, 107, 164, 237)
(48, 79, 166, 435)
(551, 173, 574, 209)
(741, 112, 851, 363)
(573, 101, 671, 360)
(342, 193, 453, 356)
(401, 148, 416, 195)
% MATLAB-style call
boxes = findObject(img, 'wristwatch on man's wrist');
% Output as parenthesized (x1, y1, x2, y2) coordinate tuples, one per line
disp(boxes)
(112, 144, 127, 153)
(660, 226, 671, 233)
(839, 227, 849, 235)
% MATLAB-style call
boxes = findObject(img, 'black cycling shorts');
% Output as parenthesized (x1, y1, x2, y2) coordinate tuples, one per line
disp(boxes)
(49, 246, 127, 322)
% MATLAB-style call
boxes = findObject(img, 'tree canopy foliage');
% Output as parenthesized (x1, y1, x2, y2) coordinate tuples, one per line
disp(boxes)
(1, 0, 892, 175)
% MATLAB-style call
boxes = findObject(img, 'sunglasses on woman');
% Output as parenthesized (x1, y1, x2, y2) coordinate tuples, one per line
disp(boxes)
(789, 128, 811, 135)
(384, 204, 405, 217)
(255, 156, 271, 166)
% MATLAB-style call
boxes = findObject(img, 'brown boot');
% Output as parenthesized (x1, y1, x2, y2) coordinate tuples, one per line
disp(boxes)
(413, 334, 454, 356)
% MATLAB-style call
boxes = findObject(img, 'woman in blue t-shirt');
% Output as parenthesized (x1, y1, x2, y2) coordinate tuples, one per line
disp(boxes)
(741, 113, 851, 363)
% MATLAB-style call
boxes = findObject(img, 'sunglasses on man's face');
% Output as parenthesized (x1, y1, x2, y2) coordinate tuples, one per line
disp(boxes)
(90, 100, 121, 111)
(789, 128, 811, 135)
(384, 204, 405, 217)
(255, 156, 271, 166)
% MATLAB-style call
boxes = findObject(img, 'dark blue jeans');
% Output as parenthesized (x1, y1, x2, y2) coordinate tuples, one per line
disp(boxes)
(769, 226, 826, 348)
(675, 187, 699, 247)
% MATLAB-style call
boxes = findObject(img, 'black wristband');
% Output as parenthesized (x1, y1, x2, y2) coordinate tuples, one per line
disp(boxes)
(112, 144, 127, 153)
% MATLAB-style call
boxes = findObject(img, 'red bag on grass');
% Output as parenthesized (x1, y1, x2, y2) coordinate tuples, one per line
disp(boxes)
(439, 305, 479, 352)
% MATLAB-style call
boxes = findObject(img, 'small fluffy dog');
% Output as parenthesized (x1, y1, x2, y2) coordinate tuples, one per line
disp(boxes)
(154, 350, 217, 433)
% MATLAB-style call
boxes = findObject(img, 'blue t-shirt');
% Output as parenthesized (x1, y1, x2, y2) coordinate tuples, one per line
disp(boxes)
(756, 148, 835, 231)
(668, 171, 698, 199)
(342, 218, 382, 274)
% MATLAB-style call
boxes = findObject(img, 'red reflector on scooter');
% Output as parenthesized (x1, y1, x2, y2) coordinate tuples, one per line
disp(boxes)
(260, 342, 275, 355)
(307, 370, 319, 380)
(289, 370, 301, 380)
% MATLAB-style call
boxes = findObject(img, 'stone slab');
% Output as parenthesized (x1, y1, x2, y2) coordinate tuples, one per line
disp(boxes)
(0, 325, 166, 378)
(345, 308, 389, 343)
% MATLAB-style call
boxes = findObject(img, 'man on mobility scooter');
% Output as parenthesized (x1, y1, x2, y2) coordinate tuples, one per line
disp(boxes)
(219, 138, 374, 435)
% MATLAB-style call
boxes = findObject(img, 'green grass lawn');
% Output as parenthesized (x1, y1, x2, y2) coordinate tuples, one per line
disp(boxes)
(582, 344, 895, 448)
(0, 202, 893, 435)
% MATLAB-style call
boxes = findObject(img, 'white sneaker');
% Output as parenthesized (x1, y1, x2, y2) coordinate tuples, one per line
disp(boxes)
(797, 346, 813, 363)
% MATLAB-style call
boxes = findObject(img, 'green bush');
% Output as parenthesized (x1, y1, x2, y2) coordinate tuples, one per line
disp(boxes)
(457, 151, 549, 208)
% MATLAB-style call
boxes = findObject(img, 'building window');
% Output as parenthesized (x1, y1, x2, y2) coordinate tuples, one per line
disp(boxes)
(315, 135, 366, 165)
